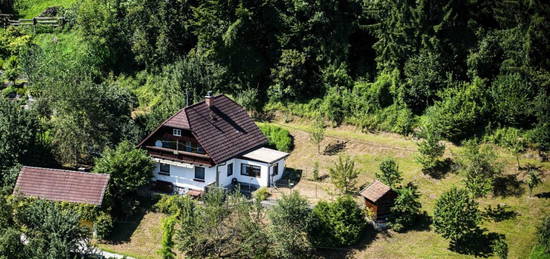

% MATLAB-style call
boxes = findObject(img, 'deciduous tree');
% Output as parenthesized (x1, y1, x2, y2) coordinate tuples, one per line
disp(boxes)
(433, 187, 481, 242)
(329, 155, 360, 194)
(376, 158, 403, 188)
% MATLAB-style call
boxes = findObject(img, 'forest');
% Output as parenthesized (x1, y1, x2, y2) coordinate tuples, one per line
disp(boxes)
(0, 0, 549, 258)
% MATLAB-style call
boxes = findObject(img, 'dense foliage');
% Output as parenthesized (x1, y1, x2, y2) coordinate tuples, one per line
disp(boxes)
(311, 195, 366, 247)
(258, 124, 293, 152)
(268, 192, 314, 258)
(93, 141, 154, 217)
(434, 187, 481, 242)
(328, 155, 360, 194)
(375, 158, 402, 188)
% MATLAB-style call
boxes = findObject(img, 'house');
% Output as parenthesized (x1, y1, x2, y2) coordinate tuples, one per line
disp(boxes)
(137, 93, 289, 195)
(13, 166, 110, 206)
(359, 180, 397, 221)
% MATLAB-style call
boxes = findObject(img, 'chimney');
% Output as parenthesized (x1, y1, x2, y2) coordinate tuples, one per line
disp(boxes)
(205, 91, 213, 108)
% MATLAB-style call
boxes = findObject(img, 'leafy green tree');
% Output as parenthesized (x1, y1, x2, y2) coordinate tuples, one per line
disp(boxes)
(329, 155, 360, 194)
(267, 192, 314, 258)
(93, 141, 154, 216)
(376, 158, 403, 188)
(159, 216, 176, 259)
(311, 195, 366, 247)
(526, 168, 542, 197)
(310, 116, 326, 154)
(458, 140, 502, 198)
(269, 49, 308, 101)
(176, 189, 269, 258)
(403, 50, 446, 113)
(433, 187, 481, 242)
(389, 183, 422, 231)
(0, 97, 37, 171)
(0, 227, 24, 258)
(15, 199, 91, 258)
(424, 78, 490, 143)
(416, 125, 445, 174)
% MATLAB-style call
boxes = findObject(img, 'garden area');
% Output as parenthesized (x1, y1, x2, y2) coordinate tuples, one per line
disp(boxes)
(93, 118, 549, 259)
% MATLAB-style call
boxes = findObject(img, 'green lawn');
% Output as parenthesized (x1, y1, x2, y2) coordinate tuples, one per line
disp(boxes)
(14, 0, 77, 19)
(99, 119, 549, 259)
(264, 119, 549, 259)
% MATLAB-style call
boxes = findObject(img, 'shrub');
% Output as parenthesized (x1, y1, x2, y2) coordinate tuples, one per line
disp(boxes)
(158, 216, 176, 259)
(267, 192, 314, 258)
(95, 212, 113, 240)
(312, 161, 319, 181)
(253, 187, 270, 201)
(154, 194, 191, 215)
(258, 124, 293, 152)
(537, 216, 550, 254)
(492, 236, 508, 259)
(389, 183, 422, 232)
(311, 196, 366, 247)
(376, 158, 403, 188)
(433, 187, 481, 242)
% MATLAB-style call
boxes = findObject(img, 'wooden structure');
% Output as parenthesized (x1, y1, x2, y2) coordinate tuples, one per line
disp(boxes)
(0, 15, 65, 28)
(359, 180, 397, 221)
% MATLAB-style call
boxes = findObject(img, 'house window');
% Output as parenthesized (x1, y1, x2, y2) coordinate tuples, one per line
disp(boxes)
(241, 164, 261, 178)
(159, 163, 170, 176)
(194, 167, 205, 182)
(173, 129, 182, 137)
(272, 164, 279, 176)
(227, 163, 233, 177)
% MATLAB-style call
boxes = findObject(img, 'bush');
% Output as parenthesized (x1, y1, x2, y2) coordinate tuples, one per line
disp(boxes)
(311, 196, 366, 247)
(492, 237, 508, 259)
(154, 194, 191, 215)
(433, 187, 481, 242)
(258, 124, 293, 152)
(253, 187, 270, 201)
(95, 212, 113, 240)
(537, 216, 550, 254)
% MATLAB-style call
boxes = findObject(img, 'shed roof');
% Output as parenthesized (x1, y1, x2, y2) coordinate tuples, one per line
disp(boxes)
(241, 147, 289, 164)
(359, 180, 393, 203)
(14, 166, 110, 206)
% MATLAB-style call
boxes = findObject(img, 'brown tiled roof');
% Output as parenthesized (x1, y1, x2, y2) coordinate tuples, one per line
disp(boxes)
(164, 109, 190, 129)
(14, 166, 110, 206)
(186, 95, 267, 164)
(359, 180, 393, 203)
(139, 95, 268, 164)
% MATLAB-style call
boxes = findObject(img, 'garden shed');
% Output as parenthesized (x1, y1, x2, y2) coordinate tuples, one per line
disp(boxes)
(359, 180, 397, 221)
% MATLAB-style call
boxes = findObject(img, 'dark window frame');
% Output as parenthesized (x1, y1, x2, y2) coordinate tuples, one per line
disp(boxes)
(159, 163, 170, 176)
(227, 163, 233, 177)
(272, 163, 279, 176)
(241, 164, 261, 178)
(194, 166, 205, 182)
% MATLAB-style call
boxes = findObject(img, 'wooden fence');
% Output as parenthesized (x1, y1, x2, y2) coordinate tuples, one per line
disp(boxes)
(0, 14, 65, 28)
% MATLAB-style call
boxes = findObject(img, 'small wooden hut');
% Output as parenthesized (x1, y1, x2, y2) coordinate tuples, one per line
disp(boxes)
(359, 180, 397, 221)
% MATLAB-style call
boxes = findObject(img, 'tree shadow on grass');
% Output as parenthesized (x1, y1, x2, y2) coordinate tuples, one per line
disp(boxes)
(323, 140, 347, 156)
(482, 204, 518, 222)
(409, 211, 432, 232)
(493, 174, 524, 197)
(535, 192, 550, 198)
(424, 158, 456, 179)
(450, 229, 502, 258)
(105, 195, 159, 244)
(315, 224, 378, 259)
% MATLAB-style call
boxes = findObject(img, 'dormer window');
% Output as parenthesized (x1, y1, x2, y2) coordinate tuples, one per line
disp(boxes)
(173, 129, 182, 137)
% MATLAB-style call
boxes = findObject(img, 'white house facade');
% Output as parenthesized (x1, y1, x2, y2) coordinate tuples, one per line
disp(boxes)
(138, 93, 289, 195)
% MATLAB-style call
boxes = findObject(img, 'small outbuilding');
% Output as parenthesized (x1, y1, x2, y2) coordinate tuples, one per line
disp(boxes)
(359, 180, 397, 221)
